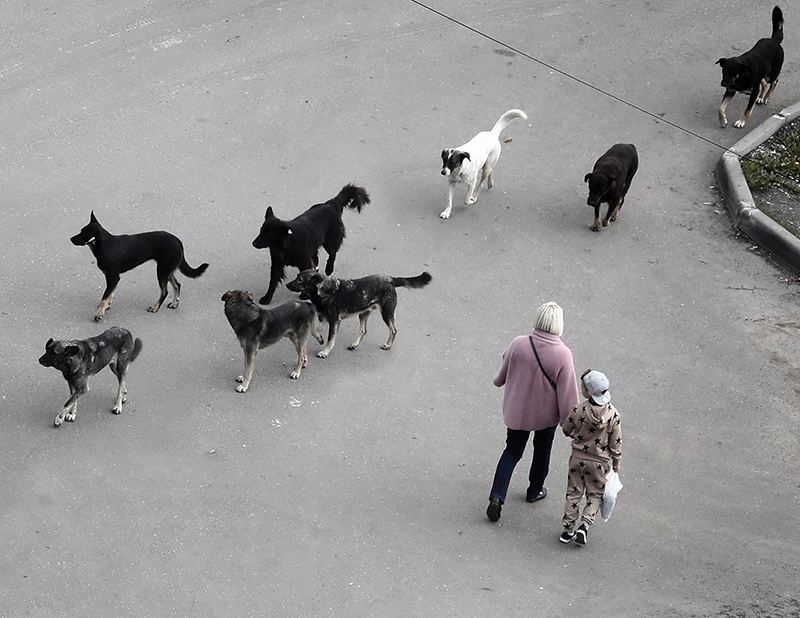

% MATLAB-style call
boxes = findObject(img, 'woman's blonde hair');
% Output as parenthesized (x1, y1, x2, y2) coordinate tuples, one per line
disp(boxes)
(533, 302, 564, 337)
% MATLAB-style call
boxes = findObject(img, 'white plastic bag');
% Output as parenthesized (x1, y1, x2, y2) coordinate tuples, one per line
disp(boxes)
(601, 470, 623, 522)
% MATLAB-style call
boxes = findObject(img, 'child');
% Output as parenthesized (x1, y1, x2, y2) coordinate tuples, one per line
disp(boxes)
(559, 369, 622, 546)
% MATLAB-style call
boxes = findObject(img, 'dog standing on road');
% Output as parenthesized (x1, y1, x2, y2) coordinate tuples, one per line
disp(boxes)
(39, 326, 143, 427)
(584, 144, 639, 232)
(252, 184, 370, 305)
(439, 109, 527, 219)
(286, 269, 432, 358)
(716, 6, 784, 129)
(71, 212, 209, 321)
(221, 290, 324, 392)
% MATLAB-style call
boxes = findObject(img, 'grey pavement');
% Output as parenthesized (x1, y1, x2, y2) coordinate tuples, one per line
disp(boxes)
(1, 2, 799, 617)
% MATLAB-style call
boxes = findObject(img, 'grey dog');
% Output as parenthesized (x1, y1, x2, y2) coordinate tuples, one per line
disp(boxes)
(222, 290, 324, 392)
(39, 326, 143, 427)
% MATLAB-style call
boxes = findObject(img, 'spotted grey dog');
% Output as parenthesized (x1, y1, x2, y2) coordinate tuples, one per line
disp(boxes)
(39, 326, 143, 427)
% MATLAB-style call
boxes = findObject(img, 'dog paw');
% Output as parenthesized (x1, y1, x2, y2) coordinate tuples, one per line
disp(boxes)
(466, 197, 477, 205)
(380, 344, 392, 350)
(236, 375, 244, 383)
(316, 350, 330, 358)
(734, 119, 746, 129)
(54, 416, 64, 427)
(65, 412, 76, 422)
(289, 371, 300, 379)
(258, 295, 270, 305)
(147, 306, 159, 313)
(590, 226, 600, 232)
(111, 406, 122, 415)
(94, 314, 104, 322)
(167, 301, 179, 309)
(439, 210, 451, 219)
(235, 384, 248, 393)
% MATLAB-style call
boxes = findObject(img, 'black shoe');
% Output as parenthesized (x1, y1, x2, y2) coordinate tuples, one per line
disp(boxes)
(575, 524, 588, 545)
(559, 529, 576, 544)
(486, 499, 502, 522)
(526, 487, 548, 503)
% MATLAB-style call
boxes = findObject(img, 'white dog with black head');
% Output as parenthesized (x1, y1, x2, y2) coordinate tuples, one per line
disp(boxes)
(439, 108, 527, 219)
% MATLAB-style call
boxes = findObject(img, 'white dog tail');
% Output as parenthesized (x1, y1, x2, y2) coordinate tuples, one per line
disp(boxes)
(490, 109, 528, 135)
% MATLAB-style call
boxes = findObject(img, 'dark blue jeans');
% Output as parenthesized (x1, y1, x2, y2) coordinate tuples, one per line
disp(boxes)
(489, 425, 558, 503)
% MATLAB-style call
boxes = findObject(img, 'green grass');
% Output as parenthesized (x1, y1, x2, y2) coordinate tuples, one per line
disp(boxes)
(741, 122, 800, 194)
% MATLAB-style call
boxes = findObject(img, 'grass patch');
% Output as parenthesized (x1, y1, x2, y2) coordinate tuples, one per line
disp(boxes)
(741, 122, 800, 193)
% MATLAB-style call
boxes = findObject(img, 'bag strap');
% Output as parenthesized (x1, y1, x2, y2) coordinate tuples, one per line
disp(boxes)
(529, 336, 556, 389)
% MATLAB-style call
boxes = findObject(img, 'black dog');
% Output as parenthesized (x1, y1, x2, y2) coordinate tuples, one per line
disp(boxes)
(584, 144, 639, 232)
(39, 326, 143, 427)
(71, 212, 209, 321)
(286, 269, 432, 358)
(717, 6, 784, 129)
(252, 184, 370, 305)
(221, 290, 324, 392)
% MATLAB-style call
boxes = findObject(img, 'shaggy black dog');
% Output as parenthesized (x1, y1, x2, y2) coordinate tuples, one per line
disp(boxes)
(252, 184, 370, 305)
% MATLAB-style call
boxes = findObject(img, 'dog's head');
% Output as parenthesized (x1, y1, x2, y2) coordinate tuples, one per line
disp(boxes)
(441, 149, 471, 176)
(584, 172, 616, 207)
(286, 269, 325, 298)
(70, 211, 104, 247)
(39, 338, 83, 372)
(252, 206, 292, 251)
(716, 57, 752, 91)
(221, 290, 254, 305)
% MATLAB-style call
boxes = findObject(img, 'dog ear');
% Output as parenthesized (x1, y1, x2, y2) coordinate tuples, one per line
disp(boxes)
(716, 58, 726, 66)
(441, 149, 450, 162)
(265, 206, 274, 219)
(221, 291, 231, 302)
(45, 338, 53, 346)
(461, 152, 471, 162)
(64, 345, 81, 357)
(90, 211, 98, 223)
(584, 173, 593, 183)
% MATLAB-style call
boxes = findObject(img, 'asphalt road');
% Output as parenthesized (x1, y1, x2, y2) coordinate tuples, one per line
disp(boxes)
(1, 1, 799, 616)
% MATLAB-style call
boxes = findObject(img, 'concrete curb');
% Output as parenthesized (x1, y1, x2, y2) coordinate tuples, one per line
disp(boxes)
(715, 101, 800, 274)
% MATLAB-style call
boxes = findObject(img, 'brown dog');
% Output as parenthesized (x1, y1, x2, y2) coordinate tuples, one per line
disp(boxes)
(583, 144, 639, 232)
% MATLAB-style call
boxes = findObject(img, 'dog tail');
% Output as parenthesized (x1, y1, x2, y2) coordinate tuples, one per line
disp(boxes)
(771, 6, 784, 43)
(391, 272, 432, 289)
(490, 109, 528, 136)
(335, 183, 371, 213)
(179, 259, 209, 278)
(131, 338, 144, 363)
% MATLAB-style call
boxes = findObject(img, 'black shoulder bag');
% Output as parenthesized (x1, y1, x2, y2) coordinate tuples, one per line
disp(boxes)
(529, 336, 556, 389)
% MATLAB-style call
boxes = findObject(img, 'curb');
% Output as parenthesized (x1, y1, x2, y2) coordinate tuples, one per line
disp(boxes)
(715, 101, 800, 275)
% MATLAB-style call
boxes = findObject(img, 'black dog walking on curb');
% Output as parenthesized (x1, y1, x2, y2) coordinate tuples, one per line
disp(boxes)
(252, 184, 370, 305)
(39, 326, 143, 427)
(716, 6, 784, 129)
(71, 212, 209, 321)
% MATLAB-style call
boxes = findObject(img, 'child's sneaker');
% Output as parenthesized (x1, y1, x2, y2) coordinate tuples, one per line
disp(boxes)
(559, 530, 576, 544)
(575, 524, 588, 545)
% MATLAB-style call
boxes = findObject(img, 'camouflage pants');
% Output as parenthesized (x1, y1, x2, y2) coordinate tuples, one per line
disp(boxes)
(562, 455, 609, 532)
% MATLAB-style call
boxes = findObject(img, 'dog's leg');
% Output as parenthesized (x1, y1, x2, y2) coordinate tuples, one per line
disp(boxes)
(604, 196, 624, 226)
(734, 89, 760, 129)
(235, 344, 258, 392)
(316, 320, 341, 358)
(287, 334, 307, 379)
(348, 311, 372, 350)
(760, 78, 778, 105)
(440, 183, 456, 219)
(465, 177, 480, 205)
(148, 279, 170, 313)
(718, 91, 735, 128)
(56, 383, 85, 426)
(167, 273, 181, 309)
(95, 274, 120, 321)
(112, 373, 126, 414)
(260, 263, 283, 305)
(380, 313, 398, 351)
(591, 205, 602, 232)
(324, 252, 337, 276)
